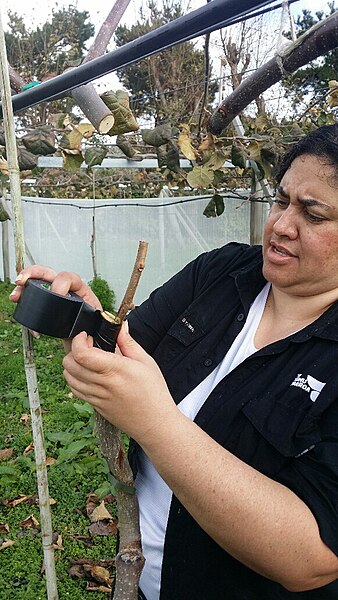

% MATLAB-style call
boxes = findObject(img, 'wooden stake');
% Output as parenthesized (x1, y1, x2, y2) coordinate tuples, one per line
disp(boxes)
(0, 9, 58, 600)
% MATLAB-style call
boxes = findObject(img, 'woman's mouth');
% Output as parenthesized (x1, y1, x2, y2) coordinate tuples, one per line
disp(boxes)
(273, 246, 290, 257)
(270, 242, 296, 258)
(265, 242, 297, 263)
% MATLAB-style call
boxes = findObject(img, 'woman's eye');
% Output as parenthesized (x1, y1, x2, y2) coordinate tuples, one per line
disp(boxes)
(274, 198, 288, 208)
(304, 210, 324, 223)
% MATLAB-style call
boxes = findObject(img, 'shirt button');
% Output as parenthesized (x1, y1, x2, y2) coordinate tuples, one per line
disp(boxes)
(204, 358, 213, 367)
(237, 313, 244, 321)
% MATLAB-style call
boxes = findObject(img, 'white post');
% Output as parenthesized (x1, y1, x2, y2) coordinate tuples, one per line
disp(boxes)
(0, 9, 58, 599)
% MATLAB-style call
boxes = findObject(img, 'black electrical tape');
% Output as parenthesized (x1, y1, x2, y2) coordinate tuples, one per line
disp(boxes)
(93, 317, 120, 353)
(13, 279, 108, 341)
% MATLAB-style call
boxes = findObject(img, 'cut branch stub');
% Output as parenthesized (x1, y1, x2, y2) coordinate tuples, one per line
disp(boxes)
(71, 83, 115, 134)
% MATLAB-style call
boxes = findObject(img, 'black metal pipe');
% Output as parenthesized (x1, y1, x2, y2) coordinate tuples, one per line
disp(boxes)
(0, 0, 284, 118)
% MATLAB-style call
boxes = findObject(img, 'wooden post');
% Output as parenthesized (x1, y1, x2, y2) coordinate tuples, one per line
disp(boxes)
(1, 220, 10, 281)
(249, 175, 265, 246)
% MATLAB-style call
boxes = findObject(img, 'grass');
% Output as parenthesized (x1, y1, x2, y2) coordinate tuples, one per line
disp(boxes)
(0, 281, 117, 599)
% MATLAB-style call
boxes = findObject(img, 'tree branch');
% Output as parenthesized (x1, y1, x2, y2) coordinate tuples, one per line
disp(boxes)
(71, 84, 115, 134)
(208, 12, 338, 135)
(8, 64, 25, 93)
(96, 241, 148, 600)
(83, 0, 133, 64)
(117, 241, 148, 321)
(70, 0, 134, 133)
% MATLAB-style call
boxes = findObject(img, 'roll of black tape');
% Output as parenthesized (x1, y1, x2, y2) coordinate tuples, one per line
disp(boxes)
(13, 279, 102, 339)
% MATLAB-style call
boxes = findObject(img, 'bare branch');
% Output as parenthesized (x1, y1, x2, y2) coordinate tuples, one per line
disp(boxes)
(83, 0, 133, 63)
(117, 241, 149, 321)
(8, 64, 25, 93)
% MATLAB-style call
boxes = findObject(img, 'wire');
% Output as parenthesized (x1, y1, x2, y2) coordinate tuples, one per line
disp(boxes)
(19, 193, 266, 210)
(0, 0, 301, 118)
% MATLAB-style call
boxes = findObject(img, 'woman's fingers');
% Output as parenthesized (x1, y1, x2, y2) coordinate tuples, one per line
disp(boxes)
(9, 265, 102, 310)
(9, 266, 57, 302)
(63, 332, 113, 375)
(50, 272, 102, 309)
(117, 321, 155, 365)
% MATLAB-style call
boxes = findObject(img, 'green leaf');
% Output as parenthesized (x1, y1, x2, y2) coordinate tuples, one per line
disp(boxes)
(0, 465, 20, 476)
(253, 161, 266, 181)
(84, 146, 107, 167)
(187, 166, 214, 189)
(94, 480, 113, 500)
(101, 90, 139, 135)
(22, 127, 56, 156)
(116, 135, 140, 159)
(261, 141, 279, 165)
(45, 431, 76, 445)
(156, 145, 167, 168)
(231, 143, 247, 169)
(212, 170, 225, 187)
(73, 402, 94, 417)
(57, 438, 94, 463)
(141, 124, 172, 147)
(165, 142, 180, 172)
(62, 152, 84, 171)
(214, 194, 225, 216)
(203, 194, 224, 218)
(246, 141, 262, 163)
(16, 147, 38, 171)
(260, 158, 273, 179)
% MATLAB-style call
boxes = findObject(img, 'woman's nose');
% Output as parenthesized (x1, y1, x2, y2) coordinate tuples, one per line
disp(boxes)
(272, 207, 298, 238)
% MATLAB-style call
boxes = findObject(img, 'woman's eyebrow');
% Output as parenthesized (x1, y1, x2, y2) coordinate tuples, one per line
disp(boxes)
(276, 185, 289, 198)
(276, 185, 331, 211)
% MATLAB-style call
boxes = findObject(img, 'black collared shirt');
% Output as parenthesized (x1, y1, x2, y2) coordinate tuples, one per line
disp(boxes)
(128, 242, 338, 599)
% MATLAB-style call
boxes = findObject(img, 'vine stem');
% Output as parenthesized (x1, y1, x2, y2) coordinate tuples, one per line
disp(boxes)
(117, 241, 149, 321)
(100, 240, 148, 600)
(65, 241, 149, 599)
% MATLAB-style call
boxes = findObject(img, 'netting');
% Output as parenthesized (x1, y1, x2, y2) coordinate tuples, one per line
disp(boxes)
(1, 193, 252, 305)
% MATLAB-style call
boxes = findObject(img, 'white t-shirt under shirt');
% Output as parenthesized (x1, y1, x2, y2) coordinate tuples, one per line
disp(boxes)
(136, 283, 271, 600)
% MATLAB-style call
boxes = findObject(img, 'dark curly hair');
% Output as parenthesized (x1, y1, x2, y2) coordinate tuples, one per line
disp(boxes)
(275, 124, 338, 184)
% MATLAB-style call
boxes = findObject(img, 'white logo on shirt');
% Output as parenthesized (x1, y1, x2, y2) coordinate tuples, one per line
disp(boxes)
(290, 373, 326, 402)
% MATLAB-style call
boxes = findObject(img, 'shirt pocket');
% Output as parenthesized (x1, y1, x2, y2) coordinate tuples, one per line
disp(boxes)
(154, 309, 206, 367)
(167, 310, 206, 346)
(242, 391, 322, 457)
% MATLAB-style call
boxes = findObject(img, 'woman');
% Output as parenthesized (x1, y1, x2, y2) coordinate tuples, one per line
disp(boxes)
(10, 125, 338, 599)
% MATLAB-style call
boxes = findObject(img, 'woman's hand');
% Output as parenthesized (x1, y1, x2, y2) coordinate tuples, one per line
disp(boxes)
(9, 265, 102, 310)
(62, 322, 176, 441)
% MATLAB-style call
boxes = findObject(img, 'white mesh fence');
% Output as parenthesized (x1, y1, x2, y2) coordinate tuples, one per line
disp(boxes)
(1, 193, 252, 306)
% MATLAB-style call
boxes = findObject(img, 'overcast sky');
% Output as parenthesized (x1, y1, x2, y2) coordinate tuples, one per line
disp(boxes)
(0, 0, 333, 93)
(0, 0, 333, 33)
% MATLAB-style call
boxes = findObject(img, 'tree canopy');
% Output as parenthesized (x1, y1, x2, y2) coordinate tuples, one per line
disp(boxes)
(282, 1, 337, 109)
(114, 0, 217, 124)
(5, 5, 94, 82)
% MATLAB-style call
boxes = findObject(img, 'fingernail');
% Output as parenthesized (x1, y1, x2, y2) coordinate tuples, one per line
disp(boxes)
(123, 320, 129, 334)
(30, 330, 41, 339)
(15, 273, 23, 282)
(9, 290, 16, 298)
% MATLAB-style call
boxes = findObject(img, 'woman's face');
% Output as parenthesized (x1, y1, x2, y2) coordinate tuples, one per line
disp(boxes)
(263, 154, 338, 297)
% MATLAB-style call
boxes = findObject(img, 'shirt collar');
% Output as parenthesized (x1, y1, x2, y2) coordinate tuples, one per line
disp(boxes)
(229, 246, 338, 342)
(229, 250, 266, 316)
